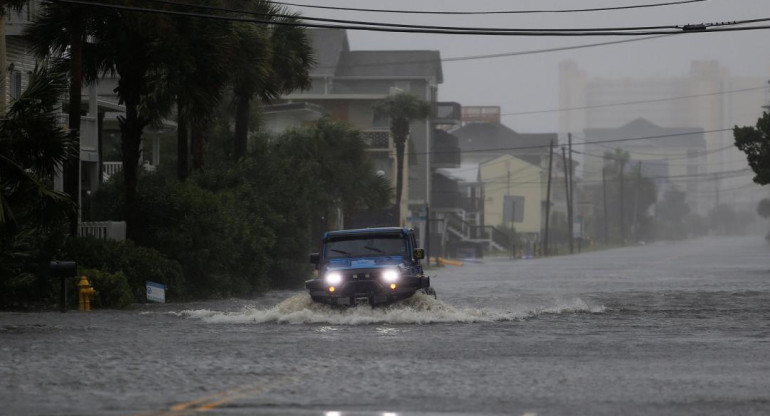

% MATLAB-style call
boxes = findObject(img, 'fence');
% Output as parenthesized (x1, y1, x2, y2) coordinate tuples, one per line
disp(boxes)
(79, 221, 126, 241)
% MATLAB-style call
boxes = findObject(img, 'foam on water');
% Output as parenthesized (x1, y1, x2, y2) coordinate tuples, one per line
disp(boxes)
(176, 292, 606, 325)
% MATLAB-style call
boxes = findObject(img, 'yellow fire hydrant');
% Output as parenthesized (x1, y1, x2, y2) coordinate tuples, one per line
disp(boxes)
(77, 276, 96, 311)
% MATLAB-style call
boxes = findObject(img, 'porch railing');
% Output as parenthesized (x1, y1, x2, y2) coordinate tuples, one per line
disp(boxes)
(79, 221, 126, 241)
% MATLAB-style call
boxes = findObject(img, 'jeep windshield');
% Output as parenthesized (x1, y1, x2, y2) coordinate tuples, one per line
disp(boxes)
(325, 234, 407, 259)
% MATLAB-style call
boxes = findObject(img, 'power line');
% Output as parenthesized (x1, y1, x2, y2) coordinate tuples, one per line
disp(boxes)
(46, 0, 770, 37)
(502, 86, 770, 117)
(478, 168, 752, 194)
(584, 141, 734, 159)
(269, 0, 709, 15)
(136, 0, 694, 33)
(576, 144, 734, 160)
(406, 128, 734, 157)
(309, 35, 673, 71)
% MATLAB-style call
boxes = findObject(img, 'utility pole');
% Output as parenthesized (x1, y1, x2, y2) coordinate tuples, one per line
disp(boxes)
(632, 161, 641, 242)
(562, 146, 572, 253)
(619, 159, 626, 246)
(425, 204, 430, 266)
(544, 141, 554, 256)
(567, 133, 575, 254)
(602, 166, 609, 246)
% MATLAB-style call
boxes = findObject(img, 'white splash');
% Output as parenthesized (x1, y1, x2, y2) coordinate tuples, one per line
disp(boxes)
(176, 292, 605, 325)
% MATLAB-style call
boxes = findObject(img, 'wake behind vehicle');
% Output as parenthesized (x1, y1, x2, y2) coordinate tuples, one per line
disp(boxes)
(306, 227, 435, 306)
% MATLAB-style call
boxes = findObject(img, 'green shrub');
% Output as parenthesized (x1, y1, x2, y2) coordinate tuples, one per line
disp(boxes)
(79, 268, 133, 309)
(62, 237, 185, 302)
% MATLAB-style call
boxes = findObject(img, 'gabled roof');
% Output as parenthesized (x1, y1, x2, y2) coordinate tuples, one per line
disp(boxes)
(450, 122, 556, 165)
(584, 118, 705, 148)
(436, 163, 481, 183)
(337, 50, 443, 81)
(307, 29, 349, 78)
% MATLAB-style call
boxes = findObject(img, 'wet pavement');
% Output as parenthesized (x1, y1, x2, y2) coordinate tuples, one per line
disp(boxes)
(2, 236, 769, 415)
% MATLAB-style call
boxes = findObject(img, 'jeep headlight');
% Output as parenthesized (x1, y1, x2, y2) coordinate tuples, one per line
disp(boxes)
(325, 271, 343, 285)
(382, 269, 400, 283)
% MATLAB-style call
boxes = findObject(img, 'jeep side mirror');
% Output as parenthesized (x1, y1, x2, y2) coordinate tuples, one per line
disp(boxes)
(310, 253, 320, 264)
(414, 248, 425, 260)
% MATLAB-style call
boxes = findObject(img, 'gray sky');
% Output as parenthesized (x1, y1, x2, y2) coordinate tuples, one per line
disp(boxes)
(290, 0, 770, 132)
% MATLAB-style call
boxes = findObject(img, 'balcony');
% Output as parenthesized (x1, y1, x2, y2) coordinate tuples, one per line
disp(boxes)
(432, 102, 462, 127)
(361, 129, 391, 151)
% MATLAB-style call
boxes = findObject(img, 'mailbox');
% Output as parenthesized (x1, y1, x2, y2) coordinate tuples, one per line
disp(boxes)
(50, 261, 77, 277)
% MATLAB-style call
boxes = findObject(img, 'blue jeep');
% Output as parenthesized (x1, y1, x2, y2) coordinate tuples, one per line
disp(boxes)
(306, 227, 435, 306)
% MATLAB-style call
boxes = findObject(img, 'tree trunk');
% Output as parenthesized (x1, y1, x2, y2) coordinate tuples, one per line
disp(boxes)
(233, 96, 250, 160)
(119, 75, 148, 240)
(176, 102, 188, 181)
(394, 137, 405, 226)
(0, 16, 7, 115)
(63, 9, 84, 235)
(192, 127, 204, 171)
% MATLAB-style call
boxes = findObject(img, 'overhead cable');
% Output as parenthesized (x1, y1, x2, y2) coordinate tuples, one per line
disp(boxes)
(46, 0, 770, 37)
(267, 0, 709, 15)
(503, 86, 770, 117)
(407, 128, 734, 157)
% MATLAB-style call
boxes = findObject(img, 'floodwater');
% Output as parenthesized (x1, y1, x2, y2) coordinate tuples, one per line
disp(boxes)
(1, 236, 769, 415)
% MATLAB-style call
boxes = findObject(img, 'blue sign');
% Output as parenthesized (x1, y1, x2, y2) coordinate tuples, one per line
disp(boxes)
(146, 281, 166, 303)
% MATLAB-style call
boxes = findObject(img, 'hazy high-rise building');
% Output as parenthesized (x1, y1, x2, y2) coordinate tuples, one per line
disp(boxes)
(559, 60, 770, 210)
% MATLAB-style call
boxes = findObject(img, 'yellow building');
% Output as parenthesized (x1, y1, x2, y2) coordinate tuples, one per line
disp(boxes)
(480, 155, 543, 236)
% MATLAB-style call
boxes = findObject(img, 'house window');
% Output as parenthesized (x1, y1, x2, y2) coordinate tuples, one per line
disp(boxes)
(9, 70, 22, 100)
(503, 195, 525, 223)
(393, 80, 410, 92)
(372, 107, 389, 129)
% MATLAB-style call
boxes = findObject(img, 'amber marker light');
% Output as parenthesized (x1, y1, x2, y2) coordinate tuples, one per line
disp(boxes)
(389, 283, 397, 290)
(329, 286, 336, 293)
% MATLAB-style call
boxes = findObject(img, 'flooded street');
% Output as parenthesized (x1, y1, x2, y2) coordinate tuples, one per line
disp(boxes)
(2, 236, 770, 415)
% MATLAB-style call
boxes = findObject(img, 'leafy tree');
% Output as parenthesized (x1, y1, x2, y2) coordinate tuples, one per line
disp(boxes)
(656, 187, 691, 240)
(594, 148, 656, 243)
(708, 204, 752, 236)
(734, 111, 770, 185)
(758, 198, 770, 219)
(374, 92, 431, 224)
(254, 117, 389, 287)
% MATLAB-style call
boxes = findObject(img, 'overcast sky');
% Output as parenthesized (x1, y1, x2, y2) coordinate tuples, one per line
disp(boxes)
(289, 0, 770, 132)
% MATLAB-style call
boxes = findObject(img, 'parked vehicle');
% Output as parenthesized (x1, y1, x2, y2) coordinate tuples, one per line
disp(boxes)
(306, 227, 435, 306)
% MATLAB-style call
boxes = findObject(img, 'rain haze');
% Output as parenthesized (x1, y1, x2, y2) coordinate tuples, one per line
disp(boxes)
(2, 1, 770, 416)
(291, 0, 770, 131)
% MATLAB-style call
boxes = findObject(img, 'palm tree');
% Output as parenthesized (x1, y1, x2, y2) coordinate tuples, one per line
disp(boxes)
(374, 92, 431, 224)
(27, 2, 178, 238)
(227, 0, 312, 160)
(164, 4, 232, 180)
(0, 64, 76, 284)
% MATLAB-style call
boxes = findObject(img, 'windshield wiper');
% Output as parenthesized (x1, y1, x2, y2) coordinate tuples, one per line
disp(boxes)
(363, 245, 384, 253)
(330, 249, 352, 257)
